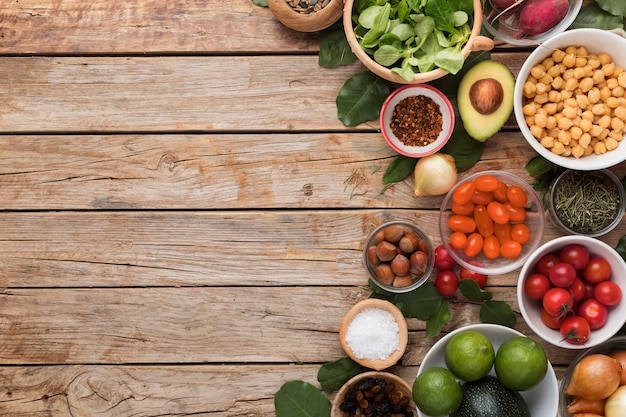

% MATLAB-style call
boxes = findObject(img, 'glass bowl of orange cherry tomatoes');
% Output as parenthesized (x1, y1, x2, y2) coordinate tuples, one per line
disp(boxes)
(438, 171, 545, 275)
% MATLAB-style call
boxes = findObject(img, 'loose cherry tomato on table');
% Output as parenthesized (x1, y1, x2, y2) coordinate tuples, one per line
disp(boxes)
(594, 281, 622, 306)
(524, 273, 551, 300)
(560, 316, 591, 345)
(459, 267, 488, 288)
(549, 262, 577, 288)
(543, 287, 574, 317)
(559, 244, 590, 270)
(434, 244, 456, 270)
(583, 257, 612, 284)
(535, 253, 560, 277)
(435, 270, 459, 297)
(578, 298, 608, 330)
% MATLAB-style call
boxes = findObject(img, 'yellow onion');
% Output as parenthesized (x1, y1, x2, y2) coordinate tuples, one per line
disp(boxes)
(565, 353, 622, 400)
(609, 350, 626, 385)
(605, 385, 626, 417)
(566, 396, 605, 414)
(413, 153, 457, 197)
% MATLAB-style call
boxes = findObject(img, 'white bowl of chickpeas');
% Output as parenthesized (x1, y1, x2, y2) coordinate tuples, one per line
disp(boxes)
(514, 28, 626, 170)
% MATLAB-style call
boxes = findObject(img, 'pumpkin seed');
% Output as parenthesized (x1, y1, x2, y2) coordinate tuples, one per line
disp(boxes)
(287, 0, 331, 14)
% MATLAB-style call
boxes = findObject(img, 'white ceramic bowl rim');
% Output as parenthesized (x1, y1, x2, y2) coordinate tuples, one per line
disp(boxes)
(518, 235, 626, 350)
(514, 28, 626, 170)
(416, 323, 559, 417)
(380, 84, 455, 158)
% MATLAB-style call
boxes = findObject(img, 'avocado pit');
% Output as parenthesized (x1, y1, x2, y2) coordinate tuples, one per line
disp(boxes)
(469, 78, 504, 115)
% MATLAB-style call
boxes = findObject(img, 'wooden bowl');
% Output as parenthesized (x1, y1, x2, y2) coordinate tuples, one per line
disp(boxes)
(339, 299, 408, 371)
(342, 0, 495, 84)
(331, 371, 416, 417)
(267, 0, 343, 32)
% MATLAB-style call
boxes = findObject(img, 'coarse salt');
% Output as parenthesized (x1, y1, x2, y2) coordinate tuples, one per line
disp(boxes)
(345, 307, 399, 361)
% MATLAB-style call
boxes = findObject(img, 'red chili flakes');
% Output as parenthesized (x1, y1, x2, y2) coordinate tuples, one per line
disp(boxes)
(390, 95, 443, 147)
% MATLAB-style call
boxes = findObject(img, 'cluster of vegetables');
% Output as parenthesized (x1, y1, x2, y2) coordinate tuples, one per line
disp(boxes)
(446, 174, 532, 260)
(522, 243, 622, 345)
(565, 351, 626, 417)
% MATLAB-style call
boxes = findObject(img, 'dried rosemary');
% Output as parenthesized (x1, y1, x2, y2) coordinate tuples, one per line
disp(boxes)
(552, 170, 621, 234)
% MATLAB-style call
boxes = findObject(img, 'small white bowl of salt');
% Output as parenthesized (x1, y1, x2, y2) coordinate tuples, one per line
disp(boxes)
(339, 298, 408, 371)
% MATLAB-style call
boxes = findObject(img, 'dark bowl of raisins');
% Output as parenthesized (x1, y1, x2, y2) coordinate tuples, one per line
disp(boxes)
(331, 371, 416, 417)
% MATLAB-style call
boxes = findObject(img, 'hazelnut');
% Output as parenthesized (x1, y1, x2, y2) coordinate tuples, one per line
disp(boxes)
(410, 250, 428, 276)
(399, 232, 420, 253)
(375, 264, 395, 285)
(383, 225, 407, 243)
(376, 240, 397, 262)
(469, 78, 504, 115)
(366, 246, 380, 267)
(393, 275, 414, 288)
(391, 254, 410, 276)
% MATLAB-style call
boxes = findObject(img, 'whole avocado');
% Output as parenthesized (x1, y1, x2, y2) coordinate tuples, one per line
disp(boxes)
(450, 375, 530, 417)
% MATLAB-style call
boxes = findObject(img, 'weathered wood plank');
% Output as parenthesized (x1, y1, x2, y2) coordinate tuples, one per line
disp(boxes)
(0, 0, 320, 54)
(0, 363, 568, 416)
(0, 286, 579, 366)
(2, 209, 620, 289)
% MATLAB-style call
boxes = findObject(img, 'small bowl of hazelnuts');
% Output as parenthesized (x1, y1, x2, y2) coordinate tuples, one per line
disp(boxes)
(363, 220, 434, 293)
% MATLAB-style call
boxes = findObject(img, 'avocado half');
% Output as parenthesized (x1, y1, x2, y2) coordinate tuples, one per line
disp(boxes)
(457, 60, 515, 142)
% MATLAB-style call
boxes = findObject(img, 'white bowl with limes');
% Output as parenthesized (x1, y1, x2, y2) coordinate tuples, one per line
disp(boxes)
(416, 323, 558, 417)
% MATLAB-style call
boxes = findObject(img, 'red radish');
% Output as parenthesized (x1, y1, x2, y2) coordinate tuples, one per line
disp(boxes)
(518, 0, 569, 36)
(491, 0, 524, 12)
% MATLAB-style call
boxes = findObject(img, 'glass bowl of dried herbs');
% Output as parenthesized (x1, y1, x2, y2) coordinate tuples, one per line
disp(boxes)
(546, 169, 625, 237)
(380, 84, 455, 158)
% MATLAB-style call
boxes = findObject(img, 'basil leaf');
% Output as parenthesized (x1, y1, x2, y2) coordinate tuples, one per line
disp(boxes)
(596, 0, 626, 17)
(479, 300, 516, 328)
(336, 71, 390, 126)
(441, 121, 484, 172)
(460, 279, 493, 302)
(524, 155, 559, 177)
(395, 283, 443, 319)
(382, 155, 417, 184)
(571, 2, 625, 30)
(319, 24, 358, 68)
(274, 380, 331, 417)
(317, 357, 362, 392)
(426, 300, 451, 337)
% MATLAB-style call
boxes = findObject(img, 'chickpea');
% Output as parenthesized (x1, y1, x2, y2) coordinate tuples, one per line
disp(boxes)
(544, 102, 558, 115)
(606, 96, 620, 108)
(569, 126, 583, 140)
(607, 78, 619, 90)
(534, 93, 549, 104)
(534, 113, 548, 128)
(562, 53, 576, 68)
(572, 144, 585, 158)
(579, 133, 592, 148)
(589, 124, 603, 138)
(588, 58, 601, 70)
(540, 135, 554, 148)
(531, 65, 546, 79)
(523, 81, 536, 98)
(612, 86, 625, 97)
(598, 53, 612, 65)
(573, 67, 587, 79)
(552, 49, 566, 63)
(592, 69, 605, 84)
(611, 117, 625, 132)
(606, 137, 619, 150)
(523, 102, 538, 116)
(558, 116, 573, 130)
(581, 110, 594, 121)
(580, 118, 592, 133)
(618, 72, 626, 87)
(551, 141, 565, 155)
(588, 88, 601, 103)
(535, 82, 548, 95)
(558, 130, 571, 145)
(562, 106, 577, 119)
(598, 114, 611, 128)
(614, 106, 626, 120)
(594, 141, 607, 154)
(530, 124, 544, 139)
(552, 76, 564, 90)
(565, 78, 578, 91)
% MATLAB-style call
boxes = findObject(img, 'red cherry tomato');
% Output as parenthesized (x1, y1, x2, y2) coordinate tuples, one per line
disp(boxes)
(542, 287, 574, 317)
(464, 233, 484, 258)
(541, 308, 564, 330)
(559, 244, 590, 270)
(549, 262, 577, 288)
(434, 244, 456, 270)
(535, 253, 560, 277)
(474, 174, 499, 192)
(487, 201, 510, 225)
(459, 267, 488, 288)
(578, 298, 608, 330)
(452, 181, 476, 205)
(448, 215, 477, 234)
(583, 257, 612, 284)
(435, 270, 460, 297)
(569, 278, 587, 302)
(560, 316, 591, 345)
(594, 281, 622, 306)
(506, 185, 528, 207)
(524, 273, 551, 300)
(583, 282, 596, 300)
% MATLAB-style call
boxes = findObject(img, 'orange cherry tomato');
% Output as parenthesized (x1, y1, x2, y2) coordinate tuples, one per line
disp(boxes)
(464, 233, 484, 258)
(471, 189, 494, 205)
(493, 181, 509, 203)
(500, 240, 523, 259)
(494, 222, 512, 245)
(448, 215, 476, 234)
(482, 235, 501, 259)
(474, 174, 499, 192)
(474, 205, 494, 238)
(511, 223, 531, 244)
(487, 201, 510, 225)
(452, 181, 476, 205)
(506, 185, 528, 207)
(505, 202, 527, 223)
(449, 231, 468, 250)
(451, 201, 475, 216)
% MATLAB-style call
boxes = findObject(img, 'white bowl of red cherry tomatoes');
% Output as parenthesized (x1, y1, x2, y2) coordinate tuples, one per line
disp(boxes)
(518, 235, 626, 349)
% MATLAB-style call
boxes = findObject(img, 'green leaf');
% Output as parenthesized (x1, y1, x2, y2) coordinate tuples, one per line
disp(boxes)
(382, 155, 417, 184)
(426, 300, 451, 337)
(596, 0, 626, 17)
(615, 235, 626, 263)
(317, 357, 362, 392)
(426, 0, 457, 34)
(479, 300, 516, 328)
(274, 380, 331, 417)
(459, 278, 493, 302)
(525, 155, 558, 177)
(571, 2, 625, 30)
(319, 24, 358, 68)
(251, 0, 267, 6)
(395, 283, 443, 319)
(441, 120, 484, 172)
(336, 71, 390, 126)
(375, 44, 403, 66)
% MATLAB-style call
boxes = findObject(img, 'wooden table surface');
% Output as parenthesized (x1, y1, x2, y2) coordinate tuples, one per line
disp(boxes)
(1, 1, 625, 416)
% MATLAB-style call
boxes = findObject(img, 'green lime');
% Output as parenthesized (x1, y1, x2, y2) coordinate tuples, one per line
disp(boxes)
(412, 367, 462, 416)
(495, 335, 548, 391)
(444, 330, 495, 382)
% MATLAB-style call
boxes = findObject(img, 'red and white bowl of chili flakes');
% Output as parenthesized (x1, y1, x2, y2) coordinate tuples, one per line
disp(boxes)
(380, 84, 455, 158)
